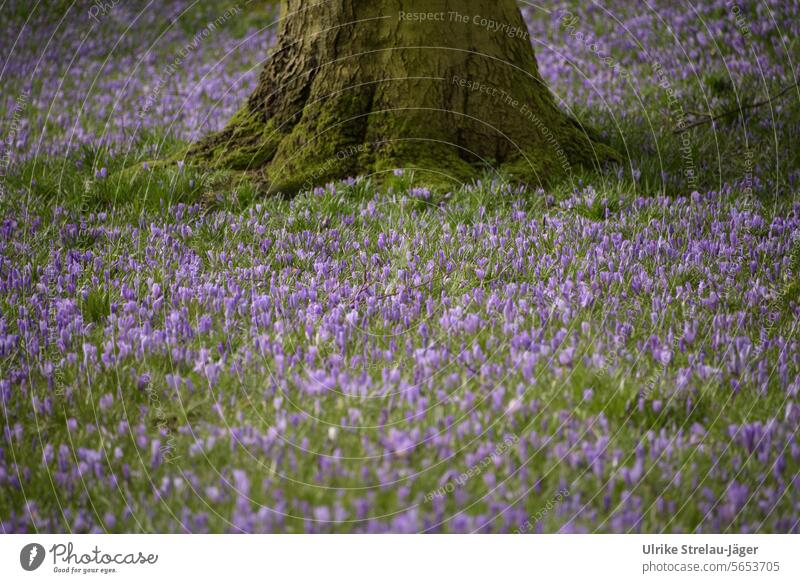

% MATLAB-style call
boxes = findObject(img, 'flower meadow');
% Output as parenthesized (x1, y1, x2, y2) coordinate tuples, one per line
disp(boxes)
(1, 1, 799, 533)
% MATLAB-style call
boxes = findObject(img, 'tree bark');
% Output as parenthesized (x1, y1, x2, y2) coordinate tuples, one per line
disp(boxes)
(188, 0, 615, 193)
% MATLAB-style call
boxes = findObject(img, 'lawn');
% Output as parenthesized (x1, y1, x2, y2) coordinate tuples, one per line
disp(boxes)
(1, 0, 798, 532)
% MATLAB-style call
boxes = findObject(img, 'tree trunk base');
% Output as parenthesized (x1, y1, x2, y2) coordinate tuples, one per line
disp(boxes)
(187, 1, 618, 194)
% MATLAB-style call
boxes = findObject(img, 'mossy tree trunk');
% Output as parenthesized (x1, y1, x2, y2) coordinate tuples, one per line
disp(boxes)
(188, 0, 614, 193)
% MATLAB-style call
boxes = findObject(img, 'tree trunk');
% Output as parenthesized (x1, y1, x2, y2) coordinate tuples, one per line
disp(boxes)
(188, 0, 615, 193)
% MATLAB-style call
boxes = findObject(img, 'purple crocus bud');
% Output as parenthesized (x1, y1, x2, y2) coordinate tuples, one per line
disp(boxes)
(99, 393, 113, 412)
(232, 469, 250, 495)
(558, 346, 576, 367)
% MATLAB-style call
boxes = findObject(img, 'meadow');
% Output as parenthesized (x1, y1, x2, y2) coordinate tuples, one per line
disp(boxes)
(1, 0, 798, 532)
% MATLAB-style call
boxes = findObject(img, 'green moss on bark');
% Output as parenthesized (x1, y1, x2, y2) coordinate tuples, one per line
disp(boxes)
(188, 107, 282, 171)
(185, 0, 618, 194)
